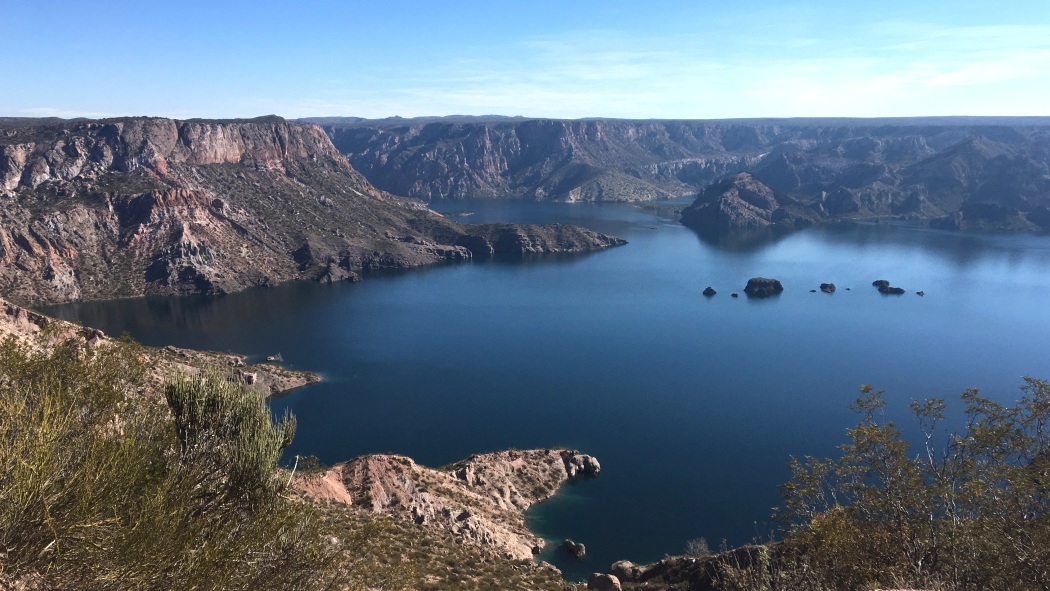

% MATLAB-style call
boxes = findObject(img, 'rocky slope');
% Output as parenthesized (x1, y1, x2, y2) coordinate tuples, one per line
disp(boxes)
(0, 116, 623, 305)
(295, 449, 600, 561)
(311, 117, 762, 202)
(310, 116, 1050, 231)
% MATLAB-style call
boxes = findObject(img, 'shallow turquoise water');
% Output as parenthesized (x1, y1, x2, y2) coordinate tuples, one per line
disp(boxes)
(44, 201, 1050, 580)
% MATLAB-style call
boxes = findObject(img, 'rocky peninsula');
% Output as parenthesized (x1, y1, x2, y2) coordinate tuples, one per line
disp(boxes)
(294, 449, 601, 561)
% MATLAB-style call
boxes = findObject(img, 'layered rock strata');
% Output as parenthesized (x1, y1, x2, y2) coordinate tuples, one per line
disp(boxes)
(0, 116, 623, 305)
(311, 116, 1050, 231)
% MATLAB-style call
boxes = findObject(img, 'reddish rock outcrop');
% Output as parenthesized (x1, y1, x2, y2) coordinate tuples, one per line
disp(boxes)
(294, 449, 600, 560)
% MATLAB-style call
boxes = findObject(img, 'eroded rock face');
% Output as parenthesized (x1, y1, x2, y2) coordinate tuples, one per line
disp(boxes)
(315, 116, 1050, 231)
(0, 117, 624, 305)
(294, 449, 600, 561)
(317, 118, 761, 203)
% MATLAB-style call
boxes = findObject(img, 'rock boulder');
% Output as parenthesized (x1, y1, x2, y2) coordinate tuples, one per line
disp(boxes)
(609, 560, 647, 582)
(587, 573, 622, 591)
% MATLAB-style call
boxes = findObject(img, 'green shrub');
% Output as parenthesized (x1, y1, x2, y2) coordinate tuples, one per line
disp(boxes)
(773, 380, 1050, 591)
(0, 335, 359, 590)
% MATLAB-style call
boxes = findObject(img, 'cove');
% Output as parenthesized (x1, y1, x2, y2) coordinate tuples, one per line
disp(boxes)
(43, 200, 1050, 581)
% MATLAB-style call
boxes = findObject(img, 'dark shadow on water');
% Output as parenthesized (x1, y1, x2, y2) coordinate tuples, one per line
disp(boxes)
(814, 221, 988, 266)
(744, 293, 782, 304)
(684, 224, 797, 253)
(811, 220, 1050, 269)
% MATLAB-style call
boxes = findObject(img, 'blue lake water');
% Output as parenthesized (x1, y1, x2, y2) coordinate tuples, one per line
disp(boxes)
(43, 201, 1050, 580)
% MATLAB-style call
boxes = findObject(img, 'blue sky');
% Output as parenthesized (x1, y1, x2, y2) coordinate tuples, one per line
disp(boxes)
(3, 0, 1049, 119)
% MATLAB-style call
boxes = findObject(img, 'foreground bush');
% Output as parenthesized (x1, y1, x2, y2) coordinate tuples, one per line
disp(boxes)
(0, 336, 350, 590)
(721, 379, 1050, 591)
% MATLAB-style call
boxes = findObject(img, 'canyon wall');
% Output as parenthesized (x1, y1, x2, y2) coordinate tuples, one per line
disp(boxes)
(0, 117, 622, 305)
(314, 116, 1050, 231)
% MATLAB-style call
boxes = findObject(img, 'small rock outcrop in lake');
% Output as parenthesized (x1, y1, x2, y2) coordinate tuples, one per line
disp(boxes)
(743, 277, 784, 297)
(873, 280, 906, 295)
(565, 539, 587, 559)
(731, 292, 739, 298)
(703, 287, 717, 296)
(820, 283, 836, 293)
(587, 572, 622, 591)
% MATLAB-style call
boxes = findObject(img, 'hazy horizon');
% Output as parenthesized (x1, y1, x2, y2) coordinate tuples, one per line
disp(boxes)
(3, 0, 1048, 121)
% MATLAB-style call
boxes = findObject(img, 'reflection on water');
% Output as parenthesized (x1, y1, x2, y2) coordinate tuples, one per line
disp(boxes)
(41, 202, 1050, 581)
(686, 224, 798, 253)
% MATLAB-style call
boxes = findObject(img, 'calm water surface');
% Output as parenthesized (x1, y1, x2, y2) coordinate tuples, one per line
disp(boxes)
(44, 201, 1050, 580)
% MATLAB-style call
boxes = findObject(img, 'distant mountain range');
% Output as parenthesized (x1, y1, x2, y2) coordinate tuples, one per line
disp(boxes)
(305, 116, 1050, 232)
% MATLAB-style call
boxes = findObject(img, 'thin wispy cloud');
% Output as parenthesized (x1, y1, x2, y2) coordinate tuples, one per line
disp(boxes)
(9, 4, 1045, 120)
(398, 20, 1047, 118)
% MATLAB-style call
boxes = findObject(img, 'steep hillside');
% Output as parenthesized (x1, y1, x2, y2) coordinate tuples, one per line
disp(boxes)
(0, 116, 623, 305)
(314, 118, 769, 201)
(311, 116, 1050, 231)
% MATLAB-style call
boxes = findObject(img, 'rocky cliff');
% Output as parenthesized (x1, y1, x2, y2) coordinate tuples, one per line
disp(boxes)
(312, 118, 762, 202)
(0, 116, 623, 305)
(295, 449, 601, 561)
(310, 116, 1050, 231)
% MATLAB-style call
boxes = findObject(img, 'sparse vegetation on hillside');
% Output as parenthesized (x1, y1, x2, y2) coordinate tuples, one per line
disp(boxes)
(710, 381, 1050, 591)
(0, 334, 400, 591)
